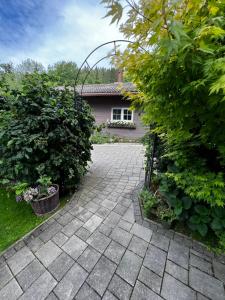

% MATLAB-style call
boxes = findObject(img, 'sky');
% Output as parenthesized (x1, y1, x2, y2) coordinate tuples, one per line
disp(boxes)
(0, 0, 124, 68)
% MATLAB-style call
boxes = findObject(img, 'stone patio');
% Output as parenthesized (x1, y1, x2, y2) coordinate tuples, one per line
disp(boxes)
(0, 143, 225, 300)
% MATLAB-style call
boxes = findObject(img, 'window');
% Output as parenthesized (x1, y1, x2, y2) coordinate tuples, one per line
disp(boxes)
(112, 109, 122, 120)
(123, 109, 132, 121)
(111, 108, 133, 122)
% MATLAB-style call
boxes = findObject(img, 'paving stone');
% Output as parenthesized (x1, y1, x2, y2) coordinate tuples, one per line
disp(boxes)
(182, 237, 193, 248)
(161, 273, 196, 300)
(116, 250, 143, 286)
(165, 260, 188, 284)
(118, 219, 133, 231)
(61, 218, 83, 237)
(16, 259, 45, 290)
(35, 240, 62, 267)
(3, 247, 16, 259)
(54, 263, 88, 300)
(62, 235, 87, 260)
(189, 267, 225, 300)
(77, 209, 93, 223)
(108, 274, 133, 300)
(96, 206, 111, 218)
(77, 246, 101, 272)
(14, 240, 25, 251)
(45, 292, 58, 300)
(168, 240, 189, 269)
(48, 252, 74, 281)
(0, 256, 5, 269)
(75, 282, 101, 300)
(0, 264, 13, 289)
(190, 249, 212, 263)
(70, 206, 84, 217)
(150, 232, 170, 251)
(52, 231, 68, 247)
(0, 278, 23, 300)
(104, 211, 121, 227)
(98, 223, 113, 236)
(122, 207, 135, 223)
(215, 254, 225, 265)
(213, 259, 225, 284)
(104, 240, 126, 264)
(128, 236, 148, 258)
(57, 212, 74, 226)
(203, 249, 214, 259)
(131, 280, 163, 300)
(39, 222, 62, 242)
(103, 290, 118, 300)
(19, 271, 57, 300)
(7, 246, 35, 275)
(110, 227, 132, 247)
(87, 256, 117, 296)
(76, 227, 91, 241)
(190, 253, 213, 275)
(138, 266, 162, 294)
(192, 241, 206, 253)
(27, 237, 44, 252)
(143, 244, 167, 276)
(87, 230, 111, 253)
(113, 204, 128, 216)
(130, 223, 152, 242)
(83, 215, 103, 232)
(197, 294, 209, 300)
(84, 201, 100, 213)
(119, 197, 132, 208)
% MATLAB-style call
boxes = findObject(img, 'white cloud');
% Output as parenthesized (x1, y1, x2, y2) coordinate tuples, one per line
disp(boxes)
(1, 1, 124, 68)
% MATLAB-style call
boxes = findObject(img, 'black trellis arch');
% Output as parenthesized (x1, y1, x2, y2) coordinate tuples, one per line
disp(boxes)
(74, 39, 156, 191)
(73, 39, 147, 97)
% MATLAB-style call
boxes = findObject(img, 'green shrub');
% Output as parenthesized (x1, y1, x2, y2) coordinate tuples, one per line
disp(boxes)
(0, 73, 94, 189)
(140, 189, 158, 217)
(156, 205, 177, 223)
(103, 0, 225, 248)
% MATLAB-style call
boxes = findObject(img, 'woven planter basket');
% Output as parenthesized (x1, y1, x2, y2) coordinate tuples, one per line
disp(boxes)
(31, 184, 59, 216)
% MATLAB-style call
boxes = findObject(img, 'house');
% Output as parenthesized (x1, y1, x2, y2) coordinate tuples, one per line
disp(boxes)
(76, 81, 146, 139)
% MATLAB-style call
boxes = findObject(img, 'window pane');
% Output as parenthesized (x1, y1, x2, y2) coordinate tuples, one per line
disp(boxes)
(112, 109, 122, 120)
(123, 109, 132, 121)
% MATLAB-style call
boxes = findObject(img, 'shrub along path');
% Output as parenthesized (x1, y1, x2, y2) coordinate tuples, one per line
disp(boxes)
(0, 144, 224, 300)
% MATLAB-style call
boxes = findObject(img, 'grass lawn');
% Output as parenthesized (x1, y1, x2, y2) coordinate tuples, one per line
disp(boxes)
(0, 188, 69, 253)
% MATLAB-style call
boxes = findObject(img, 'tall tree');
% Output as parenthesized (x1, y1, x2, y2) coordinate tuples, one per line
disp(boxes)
(48, 61, 78, 86)
(16, 59, 45, 74)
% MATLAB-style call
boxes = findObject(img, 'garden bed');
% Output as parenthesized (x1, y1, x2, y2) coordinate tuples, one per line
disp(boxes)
(138, 186, 220, 253)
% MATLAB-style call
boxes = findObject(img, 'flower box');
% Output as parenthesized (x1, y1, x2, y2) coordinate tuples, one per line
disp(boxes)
(107, 121, 136, 129)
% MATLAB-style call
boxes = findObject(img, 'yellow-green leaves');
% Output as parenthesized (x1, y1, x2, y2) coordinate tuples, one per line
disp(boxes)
(101, 0, 123, 24)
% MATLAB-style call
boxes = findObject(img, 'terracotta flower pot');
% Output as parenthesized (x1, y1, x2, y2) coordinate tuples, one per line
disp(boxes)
(31, 184, 59, 216)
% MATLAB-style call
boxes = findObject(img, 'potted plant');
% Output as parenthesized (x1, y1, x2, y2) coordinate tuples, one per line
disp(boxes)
(15, 176, 59, 216)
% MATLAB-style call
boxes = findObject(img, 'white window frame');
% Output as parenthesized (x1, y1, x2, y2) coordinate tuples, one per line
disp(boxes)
(111, 107, 134, 122)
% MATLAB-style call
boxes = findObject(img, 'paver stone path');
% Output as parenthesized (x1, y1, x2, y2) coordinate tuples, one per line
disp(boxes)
(0, 144, 225, 300)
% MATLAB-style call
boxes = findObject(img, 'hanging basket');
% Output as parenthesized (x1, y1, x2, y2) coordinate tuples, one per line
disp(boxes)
(31, 184, 59, 216)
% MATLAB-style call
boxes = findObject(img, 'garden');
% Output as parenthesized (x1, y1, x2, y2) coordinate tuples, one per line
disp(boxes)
(1, 0, 225, 255)
(103, 0, 225, 252)
(0, 73, 94, 251)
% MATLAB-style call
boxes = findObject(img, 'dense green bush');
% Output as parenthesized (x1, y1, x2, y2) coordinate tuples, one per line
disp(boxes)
(103, 0, 225, 249)
(0, 73, 94, 190)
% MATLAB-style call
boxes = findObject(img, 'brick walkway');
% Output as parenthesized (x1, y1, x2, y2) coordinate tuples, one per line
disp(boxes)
(0, 144, 225, 300)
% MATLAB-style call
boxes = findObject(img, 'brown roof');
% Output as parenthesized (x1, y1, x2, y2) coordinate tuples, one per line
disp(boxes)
(57, 82, 136, 96)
